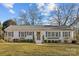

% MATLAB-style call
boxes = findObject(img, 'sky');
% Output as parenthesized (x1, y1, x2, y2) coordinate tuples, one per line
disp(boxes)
(0, 3, 78, 24)
(0, 3, 31, 23)
(0, 3, 58, 23)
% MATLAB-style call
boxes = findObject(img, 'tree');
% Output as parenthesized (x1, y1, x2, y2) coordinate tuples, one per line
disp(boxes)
(2, 19, 16, 30)
(28, 9, 39, 25)
(17, 10, 30, 25)
(50, 4, 79, 26)
(17, 7, 43, 25)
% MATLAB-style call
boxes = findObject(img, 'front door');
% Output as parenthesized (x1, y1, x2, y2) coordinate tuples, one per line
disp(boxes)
(37, 32, 40, 40)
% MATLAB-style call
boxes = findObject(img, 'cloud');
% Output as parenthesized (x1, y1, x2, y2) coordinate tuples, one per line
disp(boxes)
(36, 3, 56, 16)
(47, 3, 56, 11)
(2, 3, 14, 9)
(20, 9, 26, 13)
(36, 3, 45, 12)
(2, 3, 15, 14)
(9, 9, 15, 14)
(36, 3, 45, 9)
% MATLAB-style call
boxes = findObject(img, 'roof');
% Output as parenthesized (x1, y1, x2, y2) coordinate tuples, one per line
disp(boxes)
(4, 25, 74, 31)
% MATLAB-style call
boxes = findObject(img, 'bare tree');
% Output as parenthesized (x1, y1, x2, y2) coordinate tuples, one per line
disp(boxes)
(28, 8, 44, 25)
(28, 9, 38, 25)
(17, 10, 30, 25)
(17, 7, 43, 25)
(51, 4, 79, 26)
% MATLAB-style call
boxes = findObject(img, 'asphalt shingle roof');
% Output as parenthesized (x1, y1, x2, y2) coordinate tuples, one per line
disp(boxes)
(4, 25, 74, 31)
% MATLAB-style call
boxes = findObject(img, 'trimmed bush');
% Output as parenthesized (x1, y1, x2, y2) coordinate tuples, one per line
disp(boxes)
(54, 41, 59, 43)
(72, 40, 77, 44)
(44, 40, 47, 43)
(29, 40, 34, 43)
(57, 40, 61, 43)
(20, 40, 27, 42)
(13, 39, 19, 42)
(48, 40, 51, 43)
(64, 40, 68, 43)
(52, 40, 54, 43)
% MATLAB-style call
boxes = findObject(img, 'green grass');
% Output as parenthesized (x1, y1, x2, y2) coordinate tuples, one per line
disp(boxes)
(0, 43, 78, 56)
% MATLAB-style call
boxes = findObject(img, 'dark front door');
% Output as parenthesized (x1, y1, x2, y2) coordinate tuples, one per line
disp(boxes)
(37, 32, 40, 40)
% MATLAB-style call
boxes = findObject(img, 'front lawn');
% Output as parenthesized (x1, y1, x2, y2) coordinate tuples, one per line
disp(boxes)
(0, 43, 78, 56)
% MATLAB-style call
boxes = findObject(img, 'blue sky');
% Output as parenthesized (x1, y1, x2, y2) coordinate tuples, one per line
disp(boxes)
(0, 3, 78, 24)
(0, 3, 32, 23)
(0, 3, 59, 23)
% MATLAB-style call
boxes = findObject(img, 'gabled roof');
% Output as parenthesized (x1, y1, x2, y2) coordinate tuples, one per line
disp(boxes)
(4, 25, 74, 31)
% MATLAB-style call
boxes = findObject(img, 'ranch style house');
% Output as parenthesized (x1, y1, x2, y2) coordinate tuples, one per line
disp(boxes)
(4, 25, 75, 44)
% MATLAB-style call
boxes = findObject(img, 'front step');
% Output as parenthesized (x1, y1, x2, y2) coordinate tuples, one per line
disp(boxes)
(35, 40, 42, 44)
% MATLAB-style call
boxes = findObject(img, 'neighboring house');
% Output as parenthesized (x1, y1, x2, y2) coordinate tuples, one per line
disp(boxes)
(4, 25, 75, 44)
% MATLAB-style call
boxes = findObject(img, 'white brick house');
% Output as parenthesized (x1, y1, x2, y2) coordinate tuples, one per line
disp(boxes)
(4, 25, 75, 44)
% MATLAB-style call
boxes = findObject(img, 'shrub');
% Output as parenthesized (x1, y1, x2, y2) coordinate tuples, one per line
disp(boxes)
(64, 40, 68, 43)
(44, 40, 46, 43)
(58, 40, 61, 43)
(44, 40, 47, 43)
(29, 40, 34, 43)
(48, 40, 51, 43)
(13, 39, 19, 42)
(72, 40, 77, 44)
(20, 39, 27, 42)
(52, 40, 54, 43)
(54, 41, 59, 43)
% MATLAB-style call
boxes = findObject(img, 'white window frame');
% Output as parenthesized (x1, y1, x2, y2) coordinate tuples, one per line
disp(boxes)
(46, 32, 60, 39)
(63, 32, 70, 38)
(8, 32, 14, 37)
(19, 32, 33, 37)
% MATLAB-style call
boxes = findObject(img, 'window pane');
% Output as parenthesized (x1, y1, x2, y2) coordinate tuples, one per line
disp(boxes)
(12, 32, 14, 37)
(46, 32, 47, 37)
(56, 32, 58, 37)
(46, 32, 59, 39)
(63, 32, 70, 38)
(25, 32, 26, 37)
(52, 32, 54, 36)
(59, 32, 60, 37)
(5, 32, 7, 36)
(19, 32, 20, 37)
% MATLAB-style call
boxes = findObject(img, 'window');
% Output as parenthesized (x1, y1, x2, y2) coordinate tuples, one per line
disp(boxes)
(25, 32, 26, 37)
(19, 32, 33, 37)
(59, 32, 60, 37)
(46, 32, 60, 39)
(52, 32, 54, 37)
(48, 32, 51, 37)
(28, 32, 33, 35)
(19, 32, 20, 37)
(21, 32, 25, 37)
(8, 32, 14, 37)
(12, 32, 14, 37)
(63, 32, 70, 38)
(56, 32, 58, 37)
(5, 32, 7, 36)
(46, 32, 47, 37)
(19, 32, 25, 37)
